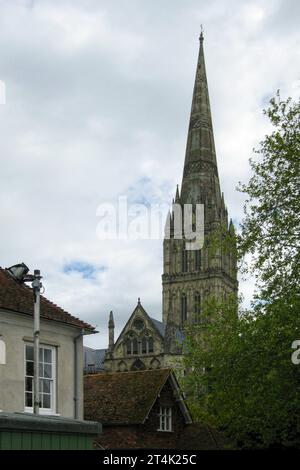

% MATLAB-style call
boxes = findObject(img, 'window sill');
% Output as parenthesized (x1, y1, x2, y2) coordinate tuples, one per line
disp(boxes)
(24, 408, 60, 417)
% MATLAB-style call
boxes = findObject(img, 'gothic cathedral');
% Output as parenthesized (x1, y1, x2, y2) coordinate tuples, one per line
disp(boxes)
(84, 33, 238, 375)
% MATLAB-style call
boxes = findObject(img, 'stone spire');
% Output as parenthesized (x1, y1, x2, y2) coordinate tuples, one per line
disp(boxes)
(162, 33, 238, 328)
(180, 31, 221, 206)
(108, 311, 115, 351)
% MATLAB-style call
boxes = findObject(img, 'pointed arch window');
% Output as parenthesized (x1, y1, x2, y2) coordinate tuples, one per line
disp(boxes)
(141, 337, 154, 354)
(148, 337, 154, 353)
(194, 292, 201, 317)
(181, 249, 188, 273)
(132, 338, 138, 355)
(142, 337, 147, 354)
(195, 249, 201, 271)
(127, 336, 154, 356)
(126, 337, 138, 355)
(181, 294, 187, 324)
(126, 339, 132, 355)
(131, 359, 146, 371)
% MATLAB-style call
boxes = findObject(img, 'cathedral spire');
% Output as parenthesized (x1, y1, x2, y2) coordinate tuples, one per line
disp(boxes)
(162, 34, 238, 330)
(181, 33, 220, 205)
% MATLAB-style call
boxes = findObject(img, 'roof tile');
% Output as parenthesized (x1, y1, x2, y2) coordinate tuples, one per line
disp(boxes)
(0, 267, 95, 331)
(84, 369, 171, 425)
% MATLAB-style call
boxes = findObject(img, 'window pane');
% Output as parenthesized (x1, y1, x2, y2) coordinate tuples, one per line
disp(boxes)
(39, 348, 43, 362)
(43, 394, 51, 409)
(25, 377, 33, 392)
(44, 349, 52, 364)
(133, 339, 138, 355)
(148, 338, 154, 353)
(42, 379, 51, 394)
(44, 364, 52, 378)
(26, 361, 34, 377)
(181, 295, 187, 323)
(39, 362, 43, 378)
(26, 345, 34, 361)
(167, 417, 171, 430)
(195, 250, 201, 270)
(25, 392, 32, 407)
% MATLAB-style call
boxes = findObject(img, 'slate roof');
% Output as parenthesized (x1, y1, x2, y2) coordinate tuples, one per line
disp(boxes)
(0, 267, 95, 331)
(150, 317, 166, 337)
(84, 346, 106, 372)
(150, 316, 185, 344)
(84, 369, 173, 425)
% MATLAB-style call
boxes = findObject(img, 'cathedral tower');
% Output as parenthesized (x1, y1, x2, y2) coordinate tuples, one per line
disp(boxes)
(162, 32, 238, 329)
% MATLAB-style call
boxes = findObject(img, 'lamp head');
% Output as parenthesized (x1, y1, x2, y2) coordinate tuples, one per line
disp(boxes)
(6, 263, 30, 283)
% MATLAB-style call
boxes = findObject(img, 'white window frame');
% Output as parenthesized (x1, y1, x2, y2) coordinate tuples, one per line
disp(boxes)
(158, 406, 173, 432)
(24, 343, 57, 415)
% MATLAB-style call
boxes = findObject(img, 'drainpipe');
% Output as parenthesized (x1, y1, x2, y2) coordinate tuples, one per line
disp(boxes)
(32, 270, 42, 415)
(74, 329, 85, 419)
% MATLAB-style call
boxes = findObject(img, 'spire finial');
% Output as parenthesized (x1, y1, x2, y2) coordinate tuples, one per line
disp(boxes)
(138, 297, 141, 305)
(175, 184, 180, 203)
(200, 24, 204, 42)
(108, 310, 115, 328)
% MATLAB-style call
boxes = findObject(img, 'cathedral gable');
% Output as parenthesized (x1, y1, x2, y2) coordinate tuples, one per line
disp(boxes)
(105, 301, 165, 372)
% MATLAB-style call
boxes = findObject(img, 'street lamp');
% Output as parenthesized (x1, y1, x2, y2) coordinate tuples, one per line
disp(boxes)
(7, 263, 43, 415)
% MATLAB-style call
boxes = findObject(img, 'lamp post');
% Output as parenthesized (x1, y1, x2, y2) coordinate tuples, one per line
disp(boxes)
(6, 263, 43, 415)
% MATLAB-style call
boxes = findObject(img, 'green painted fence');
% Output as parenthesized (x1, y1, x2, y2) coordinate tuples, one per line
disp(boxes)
(0, 412, 101, 450)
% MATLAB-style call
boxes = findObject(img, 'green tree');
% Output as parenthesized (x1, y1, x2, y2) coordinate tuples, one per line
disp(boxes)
(183, 94, 300, 448)
(238, 92, 300, 301)
(183, 294, 300, 449)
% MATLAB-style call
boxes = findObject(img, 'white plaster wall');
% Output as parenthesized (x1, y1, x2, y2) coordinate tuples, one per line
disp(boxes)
(0, 310, 84, 419)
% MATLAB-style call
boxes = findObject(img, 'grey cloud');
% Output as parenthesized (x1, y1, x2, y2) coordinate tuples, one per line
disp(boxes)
(0, 0, 298, 349)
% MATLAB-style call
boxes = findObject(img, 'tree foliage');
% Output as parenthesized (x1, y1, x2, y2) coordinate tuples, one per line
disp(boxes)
(183, 294, 300, 449)
(183, 94, 300, 449)
(238, 92, 300, 301)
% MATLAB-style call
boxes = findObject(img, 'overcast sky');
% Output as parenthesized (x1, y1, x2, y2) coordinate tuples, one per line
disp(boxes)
(0, 0, 299, 349)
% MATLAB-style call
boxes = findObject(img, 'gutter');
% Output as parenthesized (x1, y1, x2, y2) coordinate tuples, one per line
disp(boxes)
(74, 329, 85, 419)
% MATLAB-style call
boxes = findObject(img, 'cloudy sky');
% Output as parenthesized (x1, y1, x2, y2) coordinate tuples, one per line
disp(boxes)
(0, 0, 299, 349)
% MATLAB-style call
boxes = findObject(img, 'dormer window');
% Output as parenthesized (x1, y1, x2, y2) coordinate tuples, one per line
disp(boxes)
(158, 406, 172, 432)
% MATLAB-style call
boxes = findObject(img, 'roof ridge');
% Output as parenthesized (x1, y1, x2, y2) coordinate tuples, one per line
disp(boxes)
(0, 267, 95, 331)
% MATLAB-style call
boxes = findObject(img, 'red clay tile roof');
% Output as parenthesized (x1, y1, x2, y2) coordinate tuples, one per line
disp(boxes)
(84, 369, 171, 425)
(0, 267, 95, 331)
(178, 423, 232, 450)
